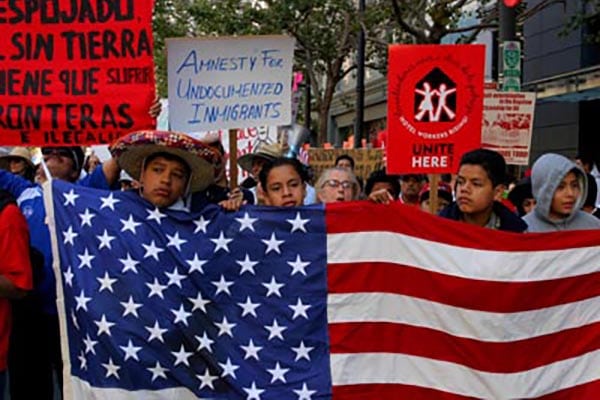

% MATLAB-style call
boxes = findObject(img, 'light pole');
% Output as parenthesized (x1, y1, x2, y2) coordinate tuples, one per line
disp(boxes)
(354, 0, 365, 148)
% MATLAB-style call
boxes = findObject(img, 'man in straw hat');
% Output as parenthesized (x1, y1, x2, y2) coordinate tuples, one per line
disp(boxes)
(0, 147, 35, 182)
(110, 130, 223, 210)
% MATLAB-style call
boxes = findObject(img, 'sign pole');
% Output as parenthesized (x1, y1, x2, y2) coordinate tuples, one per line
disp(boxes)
(428, 174, 439, 214)
(228, 129, 238, 190)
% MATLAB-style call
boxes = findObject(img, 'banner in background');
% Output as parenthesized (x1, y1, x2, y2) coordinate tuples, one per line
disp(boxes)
(482, 90, 536, 165)
(387, 45, 485, 174)
(0, 0, 156, 146)
(307, 148, 384, 182)
(167, 36, 295, 132)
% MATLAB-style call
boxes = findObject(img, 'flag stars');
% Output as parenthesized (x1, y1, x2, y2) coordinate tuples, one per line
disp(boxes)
(100, 193, 120, 210)
(102, 358, 121, 379)
(146, 207, 166, 225)
(63, 267, 74, 287)
(97, 272, 117, 293)
(262, 232, 284, 254)
(120, 340, 142, 361)
(237, 296, 260, 318)
(188, 293, 210, 313)
(212, 274, 234, 296)
(215, 316, 236, 337)
(120, 296, 142, 318)
(79, 208, 95, 227)
(146, 278, 167, 299)
(288, 255, 310, 276)
(292, 341, 314, 362)
(119, 253, 139, 274)
(241, 339, 262, 360)
(236, 212, 257, 232)
(193, 215, 211, 233)
(148, 361, 168, 382)
(78, 351, 87, 370)
(210, 231, 233, 253)
(265, 319, 287, 341)
(186, 253, 207, 274)
(294, 383, 317, 400)
(166, 231, 187, 251)
(171, 344, 193, 367)
(171, 304, 192, 326)
(243, 382, 265, 400)
(287, 212, 310, 233)
(94, 314, 115, 337)
(218, 357, 239, 379)
(120, 215, 141, 234)
(145, 321, 168, 343)
(197, 368, 218, 390)
(63, 189, 80, 206)
(74, 290, 91, 311)
(195, 332, 214, 352)
(142, 240, 164, 261)
(77, 248, 95, 269)
(165, 267, 186, 288)
(267, 362, 289, 383)
(262, 276, 284, 298)
(289, 298, 311, 320)
(63, 225, 78, 245)
(96, 229, 115, 250)
(236, 254, 259, 275)
(83, 334, 97, 355)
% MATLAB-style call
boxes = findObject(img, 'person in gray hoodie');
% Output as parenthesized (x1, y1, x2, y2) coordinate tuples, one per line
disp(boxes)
(524, 153, 600, 232)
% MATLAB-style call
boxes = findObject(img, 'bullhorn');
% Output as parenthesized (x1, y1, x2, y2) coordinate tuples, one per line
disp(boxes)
(279, 124, 309, 159)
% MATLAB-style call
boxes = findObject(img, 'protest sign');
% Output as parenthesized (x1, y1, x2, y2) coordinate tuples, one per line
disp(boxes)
(307, 148, 384, 182)
(387, 45, 484, 174)
(167, 36, 295, 132)
(0, 0, 156, 146)
(482, 90, 536, 165)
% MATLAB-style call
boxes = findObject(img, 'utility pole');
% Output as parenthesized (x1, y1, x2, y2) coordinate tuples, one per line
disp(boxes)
(353, 0, 365, 148)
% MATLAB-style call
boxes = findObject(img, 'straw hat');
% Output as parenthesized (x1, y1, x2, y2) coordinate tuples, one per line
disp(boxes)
(0, 147, 34, 170)
(237, 142, 284, 173)
(110, 130, 222, 193)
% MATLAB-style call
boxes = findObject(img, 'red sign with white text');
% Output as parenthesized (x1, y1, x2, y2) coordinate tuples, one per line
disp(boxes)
(387, 45, 485, 174)
(0, 0, 156, 146)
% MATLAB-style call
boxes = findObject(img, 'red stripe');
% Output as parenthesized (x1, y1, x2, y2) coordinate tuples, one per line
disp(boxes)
(329, 322, 600, 373)
(333, 383, 477, 400)
(325, 201, 600, 251)
(328, 262, 600, 312)
(537, 379, 600, 399)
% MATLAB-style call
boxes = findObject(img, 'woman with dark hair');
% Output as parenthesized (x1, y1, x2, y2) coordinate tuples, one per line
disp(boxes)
(259, 157, 308, 207)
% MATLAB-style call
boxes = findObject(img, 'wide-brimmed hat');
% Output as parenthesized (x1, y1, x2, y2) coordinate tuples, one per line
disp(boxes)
(238, 142, 284, 173)
(110, 130, 222, 193)
(0, 147, 34, 170)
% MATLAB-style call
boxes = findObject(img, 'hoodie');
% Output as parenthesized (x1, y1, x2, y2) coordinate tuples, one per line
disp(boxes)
(523, 153, 600, 232)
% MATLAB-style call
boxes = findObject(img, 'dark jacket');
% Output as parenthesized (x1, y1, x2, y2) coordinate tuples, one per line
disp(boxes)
(439, 201, 528, 233)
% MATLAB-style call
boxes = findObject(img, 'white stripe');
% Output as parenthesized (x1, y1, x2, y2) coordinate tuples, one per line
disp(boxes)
(327, 231, 600, 282)
(328, 292, 600, 342)
(70, 376, 212, 400)
(331, 350, 600, 398)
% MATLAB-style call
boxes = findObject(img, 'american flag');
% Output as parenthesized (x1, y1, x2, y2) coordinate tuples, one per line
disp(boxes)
(44, 180, 600, 399)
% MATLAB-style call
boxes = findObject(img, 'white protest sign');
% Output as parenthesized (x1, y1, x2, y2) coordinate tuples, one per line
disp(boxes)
(482, 90, 536, 165)
(167, 36, 295, 132)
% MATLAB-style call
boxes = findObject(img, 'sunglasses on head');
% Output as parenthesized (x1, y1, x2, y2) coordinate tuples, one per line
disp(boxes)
(42, 148, 73, 158)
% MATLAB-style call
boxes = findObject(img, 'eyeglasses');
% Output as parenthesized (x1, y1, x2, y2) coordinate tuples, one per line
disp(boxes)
(42, 148, 73, 159)
(322, 179, 353, 189)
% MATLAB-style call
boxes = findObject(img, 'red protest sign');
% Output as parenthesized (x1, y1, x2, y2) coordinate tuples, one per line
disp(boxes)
(387, 45, 484, 174)
(0, 1, 156, 146)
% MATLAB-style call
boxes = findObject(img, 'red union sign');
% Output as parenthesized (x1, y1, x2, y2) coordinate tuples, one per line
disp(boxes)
(386, 44, 485, 174)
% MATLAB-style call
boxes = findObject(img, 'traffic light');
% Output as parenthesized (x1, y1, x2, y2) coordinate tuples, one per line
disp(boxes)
(503, 0, 522, 7)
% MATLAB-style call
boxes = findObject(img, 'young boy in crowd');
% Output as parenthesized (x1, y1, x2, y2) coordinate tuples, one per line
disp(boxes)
(439, 148, 528, 232)
(524, 153, 600, 231)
